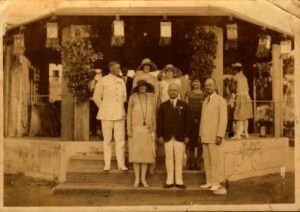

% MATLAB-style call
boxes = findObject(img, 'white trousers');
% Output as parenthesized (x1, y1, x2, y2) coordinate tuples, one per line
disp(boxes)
(164, 137, 185, 185)
(202, 143, 224, 185)
(101, 120, 126, 169)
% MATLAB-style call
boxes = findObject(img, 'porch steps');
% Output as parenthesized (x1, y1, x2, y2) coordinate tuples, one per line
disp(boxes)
(54, 143, 206, 195)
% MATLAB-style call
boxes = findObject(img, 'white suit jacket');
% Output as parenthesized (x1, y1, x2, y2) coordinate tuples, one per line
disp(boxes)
(93, 74, 127, 120)
(199, 92, 228, 143)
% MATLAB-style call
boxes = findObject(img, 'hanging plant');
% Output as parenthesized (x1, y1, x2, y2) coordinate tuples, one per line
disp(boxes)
(254, 62, 272, 100)
(189, 26, 217, 85)
(61, 36, 103, 102)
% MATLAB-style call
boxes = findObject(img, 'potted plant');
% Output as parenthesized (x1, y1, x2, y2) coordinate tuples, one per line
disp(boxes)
(255, 119, 272, 137)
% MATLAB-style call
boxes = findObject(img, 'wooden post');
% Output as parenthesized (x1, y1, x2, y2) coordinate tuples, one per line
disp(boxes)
(74, 100, 90, 141)
(61, 26, 75, 141)
(3, 45, 12, 137)
(293, 30, 300, 144)
(1, 35, 4, 137)
(272, 44, 283, 137)
(211, 26, 224, 96)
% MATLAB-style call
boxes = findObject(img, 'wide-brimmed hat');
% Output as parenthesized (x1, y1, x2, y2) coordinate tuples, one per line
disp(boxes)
(132, 80, 155, 94)
(162, 64, 182, 77)
(137, 58, 158, 72)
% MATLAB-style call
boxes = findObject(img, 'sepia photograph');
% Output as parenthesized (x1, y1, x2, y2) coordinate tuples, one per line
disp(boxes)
(0, 0, 299, 211)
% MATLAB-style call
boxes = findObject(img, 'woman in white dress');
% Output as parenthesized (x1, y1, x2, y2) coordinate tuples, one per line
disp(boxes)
(231, 63, 253, 139)
(158, 64, 184, 105)
(127, 80, 156, 187)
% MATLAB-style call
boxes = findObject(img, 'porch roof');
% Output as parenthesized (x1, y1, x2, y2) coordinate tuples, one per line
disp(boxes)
(2, 0, 300, 36)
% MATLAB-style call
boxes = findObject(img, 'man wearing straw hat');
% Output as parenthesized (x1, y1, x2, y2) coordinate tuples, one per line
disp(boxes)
(93, 61, 128, 171)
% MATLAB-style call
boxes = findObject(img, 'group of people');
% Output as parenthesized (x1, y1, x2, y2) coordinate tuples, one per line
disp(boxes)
(92, 58, 252, 195)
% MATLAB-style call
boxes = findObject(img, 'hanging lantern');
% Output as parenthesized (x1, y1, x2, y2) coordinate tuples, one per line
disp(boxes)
(225, 23, 238, 50)
(46, 21, 60, 51)
(226, 23, 238, 40)
(13, 33, 25, 55)
(256, 34, 271, 58)
(159, 21, 172, 46)
(111, 19, 125, 47)
(280, 40, 292, 55)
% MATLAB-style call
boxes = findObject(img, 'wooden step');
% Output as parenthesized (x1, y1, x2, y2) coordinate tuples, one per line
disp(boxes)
(66, 169, 204, 184)
(53, 181, 215, 196)
(68, 154, 167, 170)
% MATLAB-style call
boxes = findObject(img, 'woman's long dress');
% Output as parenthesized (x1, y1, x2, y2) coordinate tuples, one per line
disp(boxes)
(127, 93, 156, 164)
(233, 72, 253, 120)
(187, 90, 205, 147)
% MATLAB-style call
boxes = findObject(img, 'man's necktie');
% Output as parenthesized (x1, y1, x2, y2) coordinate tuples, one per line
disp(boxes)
(207, 96, 210, 104)
(172, 100, 176, 108)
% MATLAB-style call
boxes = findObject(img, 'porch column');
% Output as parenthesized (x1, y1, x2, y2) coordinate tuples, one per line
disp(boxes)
(1, 32, 3, 137)
(211, 26, 224, 96)
(61, 26, 75, 140)
(61, 25, 90, 141)
(294, 27, 300, 145)
(272, 44, 283, 137)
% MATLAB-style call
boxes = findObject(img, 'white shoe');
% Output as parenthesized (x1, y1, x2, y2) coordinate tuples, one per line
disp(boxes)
(230, 135, 241, 140)
(103, 166, 110, 171)
(209, 184, 221, 191)
(213, 186, 227, 195)
(244, 133, 249, 138)
(200, 183, 212, 189)
(119, 166, 128, 171)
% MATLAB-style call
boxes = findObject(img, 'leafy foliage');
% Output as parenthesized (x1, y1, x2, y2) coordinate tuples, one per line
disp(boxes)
(61, 36, 103, 102)
(189, 26, 218, 85)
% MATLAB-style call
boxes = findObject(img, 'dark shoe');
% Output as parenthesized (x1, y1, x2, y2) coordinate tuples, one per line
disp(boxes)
(176, 184, 186, 189)
(163, 184, 174, 189)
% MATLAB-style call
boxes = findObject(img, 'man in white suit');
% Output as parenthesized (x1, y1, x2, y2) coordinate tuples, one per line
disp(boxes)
(199, 78, 228, 195)
(93, 61, 128, 171)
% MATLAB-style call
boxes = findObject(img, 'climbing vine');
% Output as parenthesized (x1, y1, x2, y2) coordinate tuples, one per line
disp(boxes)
(189, 26, 218, 85)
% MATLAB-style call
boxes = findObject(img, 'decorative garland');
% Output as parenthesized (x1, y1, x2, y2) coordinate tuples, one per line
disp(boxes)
(61, 36, 103, 102)
(189, 26, 217, 85)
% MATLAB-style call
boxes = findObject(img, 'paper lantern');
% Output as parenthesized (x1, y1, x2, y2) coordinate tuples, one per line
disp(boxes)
(226, 23, 238, 40)
(111, 20, 125, 47)
(159, 21, 172, 46)
(13, 33, 25, 55)
(280, 40, 292, 54)
(256, 34, 271, 58)
(46, 22, 60, 50)
(47, 22, 58, 39)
